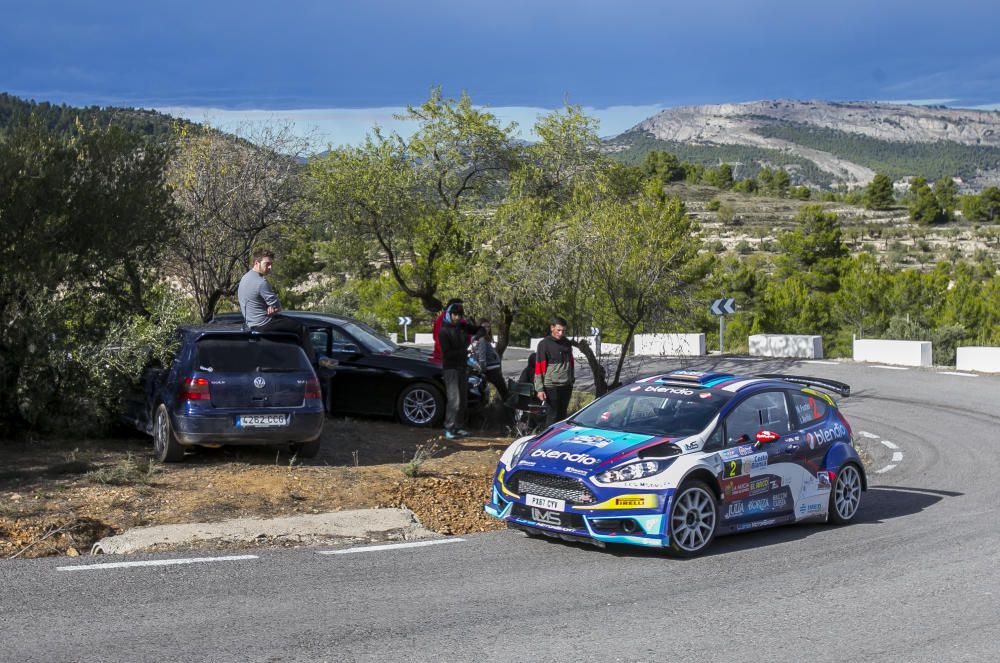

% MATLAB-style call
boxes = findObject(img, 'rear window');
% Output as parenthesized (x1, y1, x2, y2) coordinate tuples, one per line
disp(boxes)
(195, 337, 310, 372)
(571, 384, 732, 437)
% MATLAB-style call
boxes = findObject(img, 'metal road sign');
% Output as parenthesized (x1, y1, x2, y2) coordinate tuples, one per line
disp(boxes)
(710, 298, 736, 316)
(397, 316, 412, 326)
(590, 327, 601, 336)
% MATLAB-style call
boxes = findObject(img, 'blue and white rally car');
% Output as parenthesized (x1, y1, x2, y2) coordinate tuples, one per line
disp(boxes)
(485, 370, 866, 556)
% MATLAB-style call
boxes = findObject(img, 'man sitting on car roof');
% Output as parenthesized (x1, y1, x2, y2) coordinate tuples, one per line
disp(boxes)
(238, 248, 316, 362)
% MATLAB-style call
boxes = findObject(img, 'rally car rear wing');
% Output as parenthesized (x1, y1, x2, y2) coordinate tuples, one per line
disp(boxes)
(756, 374, 851, 398)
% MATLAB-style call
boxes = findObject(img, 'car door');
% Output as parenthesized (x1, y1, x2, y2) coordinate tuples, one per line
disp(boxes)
(718, 390, 795, 523)
(788, 389, 843, 518)
(326, 325, 395, 415)
(306, 327, 336, 412)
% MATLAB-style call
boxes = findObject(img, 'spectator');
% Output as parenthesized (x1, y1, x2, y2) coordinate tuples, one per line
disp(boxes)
(473, 319, 508, 402)
(237, 248, 315, 362)
(438, 302, 473, 439)
(431, 298, 464, 363)
(533, 316, 575, 427)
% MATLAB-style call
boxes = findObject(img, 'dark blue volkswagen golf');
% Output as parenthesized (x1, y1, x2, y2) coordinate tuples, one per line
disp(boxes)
(122, 324, 325, 462)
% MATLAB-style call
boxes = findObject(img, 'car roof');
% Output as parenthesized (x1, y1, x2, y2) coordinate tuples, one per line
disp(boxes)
(631, 370, 849, 398)
(178, 324, 299, 341)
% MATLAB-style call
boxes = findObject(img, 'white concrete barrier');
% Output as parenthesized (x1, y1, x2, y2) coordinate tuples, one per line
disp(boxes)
(749, 334, 823, 359)
(633, 333, 706, 356)
(413, 333, 434, 345)
(956, 346, 1000, 373)
(853, 339, 932, 367)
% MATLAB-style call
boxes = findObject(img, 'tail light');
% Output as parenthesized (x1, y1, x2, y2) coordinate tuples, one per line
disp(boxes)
(179, 377, 211, 401)
(304, 377, 322, 400)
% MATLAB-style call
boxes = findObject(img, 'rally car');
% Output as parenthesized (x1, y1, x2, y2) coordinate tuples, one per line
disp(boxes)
(485, 370, 866, 556)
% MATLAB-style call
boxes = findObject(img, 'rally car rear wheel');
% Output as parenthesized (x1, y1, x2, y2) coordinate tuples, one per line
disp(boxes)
(668, 481, 718, 556)
(829, 463, 862, 524)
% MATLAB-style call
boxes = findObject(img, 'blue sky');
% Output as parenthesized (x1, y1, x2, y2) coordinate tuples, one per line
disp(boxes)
(3, 0, 999, 148)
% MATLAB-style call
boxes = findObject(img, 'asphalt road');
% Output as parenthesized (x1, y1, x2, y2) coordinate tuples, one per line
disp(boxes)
(2, 357, 999, 662)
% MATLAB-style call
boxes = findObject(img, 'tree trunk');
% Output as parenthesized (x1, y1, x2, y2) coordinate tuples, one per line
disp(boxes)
(571, 338, 608, 396)
(612, 323, 639, 388)
(495, 303, 514, 359)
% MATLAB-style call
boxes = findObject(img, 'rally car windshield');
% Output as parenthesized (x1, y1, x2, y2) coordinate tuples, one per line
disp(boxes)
(571, 385, 732, 437)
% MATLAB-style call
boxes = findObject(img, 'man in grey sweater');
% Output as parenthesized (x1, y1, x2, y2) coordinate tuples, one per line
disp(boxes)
(237, 248, 316, 362)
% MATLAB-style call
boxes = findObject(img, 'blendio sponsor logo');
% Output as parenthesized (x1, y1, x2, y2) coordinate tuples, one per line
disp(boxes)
(644, 386, 694, 395)
(808, 422, 847, 448)
(531, 449, 599, 465)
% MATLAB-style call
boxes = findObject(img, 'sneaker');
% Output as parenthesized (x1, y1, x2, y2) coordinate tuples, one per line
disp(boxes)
(444, 430, 458, 440)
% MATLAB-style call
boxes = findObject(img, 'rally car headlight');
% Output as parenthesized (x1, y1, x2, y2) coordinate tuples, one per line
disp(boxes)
(595, 460, 666, 484)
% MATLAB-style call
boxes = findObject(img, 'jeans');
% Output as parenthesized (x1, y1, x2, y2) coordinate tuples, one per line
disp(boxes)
(543, 384, 574, 427)
(484, 367, 508, 401)
(443, 367, 468, 432)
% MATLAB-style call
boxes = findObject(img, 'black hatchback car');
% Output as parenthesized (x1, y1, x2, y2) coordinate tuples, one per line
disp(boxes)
(121, 325, 326, 462)
(211, 311, 486, 427)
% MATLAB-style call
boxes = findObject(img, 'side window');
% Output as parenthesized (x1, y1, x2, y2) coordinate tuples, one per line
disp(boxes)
(790, 391, 828, 427)
(724, 391, 791, 446)
(330, 327, 359, 353)
(308, 328, 330, 355)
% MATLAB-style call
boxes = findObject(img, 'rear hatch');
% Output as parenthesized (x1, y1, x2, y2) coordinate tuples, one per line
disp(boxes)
(194, 336, 314, 408)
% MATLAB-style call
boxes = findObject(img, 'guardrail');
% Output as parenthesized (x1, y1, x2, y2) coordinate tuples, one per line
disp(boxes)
(956, 346, 1000, 373)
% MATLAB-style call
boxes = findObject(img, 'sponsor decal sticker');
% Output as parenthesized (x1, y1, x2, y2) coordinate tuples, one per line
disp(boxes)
(806, 432, 815, 449)
(643, 386, 694, 395)
(630, 386, 642, 392)
(772, 493, 787, 509)
(747, 498, 770, 513)
(699, 392, 712, 399)
(563, 466, 589, 476)
(749, 477, 771, 496)
(721, 475, 750, 500)
(565, 434, 613, 448)
(750, 452, 768, 470)
(529, 509, 565, 527)
(817, 472, 832, 489)
(726, 502, 745, 518)
(531, 449, 599, 465)
(578, 494, 659, 510)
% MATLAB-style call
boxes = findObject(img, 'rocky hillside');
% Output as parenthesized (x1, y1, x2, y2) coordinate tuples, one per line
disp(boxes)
(607, 100, 1000, 191)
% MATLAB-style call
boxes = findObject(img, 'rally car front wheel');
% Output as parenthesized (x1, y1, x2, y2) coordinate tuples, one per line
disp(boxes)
(668, 481, 718, 557)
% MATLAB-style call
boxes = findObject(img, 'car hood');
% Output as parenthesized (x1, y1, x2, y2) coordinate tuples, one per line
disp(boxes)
(514, 424, 672, 473)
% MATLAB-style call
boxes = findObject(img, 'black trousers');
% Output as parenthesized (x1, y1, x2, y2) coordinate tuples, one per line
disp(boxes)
(443, 367, 468, 432)
(543, 385, 574, 427)
(484, 367, 508, 401)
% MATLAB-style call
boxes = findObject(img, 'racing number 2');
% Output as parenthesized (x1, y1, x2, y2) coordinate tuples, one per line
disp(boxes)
(725, 460, 739, 478)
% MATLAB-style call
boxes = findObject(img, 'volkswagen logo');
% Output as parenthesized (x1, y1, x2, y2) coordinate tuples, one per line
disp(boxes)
(253, 377, 266, 389)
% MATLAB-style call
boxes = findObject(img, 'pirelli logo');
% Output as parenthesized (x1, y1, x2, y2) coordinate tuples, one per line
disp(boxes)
(578, 494, 658, 510)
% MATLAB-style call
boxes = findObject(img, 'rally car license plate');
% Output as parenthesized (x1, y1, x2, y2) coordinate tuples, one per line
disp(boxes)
(238, 414, 288, 427)
(526, 494, 566, 512)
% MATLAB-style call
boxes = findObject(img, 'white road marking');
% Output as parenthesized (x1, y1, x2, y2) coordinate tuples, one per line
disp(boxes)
(939, 371, 977, 377)
(872, 365, 909, 370)
(892, 451, 904, 462)
(318, 538, 466, 555)
(880, 439, 899, 450)
(57, 554, 258, 572)
(803, 360, 838, 365)
(875, 464, 897, 474)
(858, 431, 880, 439)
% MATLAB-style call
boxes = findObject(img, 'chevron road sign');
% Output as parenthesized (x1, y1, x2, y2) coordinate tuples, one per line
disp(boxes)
(397, 316, 412, 342)
(710, 298, 736, 315)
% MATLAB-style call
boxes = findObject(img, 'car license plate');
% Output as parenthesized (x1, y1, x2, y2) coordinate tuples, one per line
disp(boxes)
(526, 494, 566, 512)
(237, 414, 288, 427)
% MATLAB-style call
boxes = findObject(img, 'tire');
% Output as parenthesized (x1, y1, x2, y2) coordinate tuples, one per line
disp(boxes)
(396, 383, 444, 427)
(292, 439, 321, 459)
(667, 481, 718, 557)
(828, 463, 863, 525)
(153, 404, 185, 463)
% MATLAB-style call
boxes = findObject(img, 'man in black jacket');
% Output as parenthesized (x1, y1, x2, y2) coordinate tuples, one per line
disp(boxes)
(438, 302, 474, 439)
(534, 316, 575, 427)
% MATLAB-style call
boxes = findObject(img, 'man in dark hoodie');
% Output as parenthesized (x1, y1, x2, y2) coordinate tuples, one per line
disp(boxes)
(438, 302, 473, 439)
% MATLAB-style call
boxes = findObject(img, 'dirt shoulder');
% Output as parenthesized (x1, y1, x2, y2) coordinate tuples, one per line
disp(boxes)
(0, 418, 510, 559)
